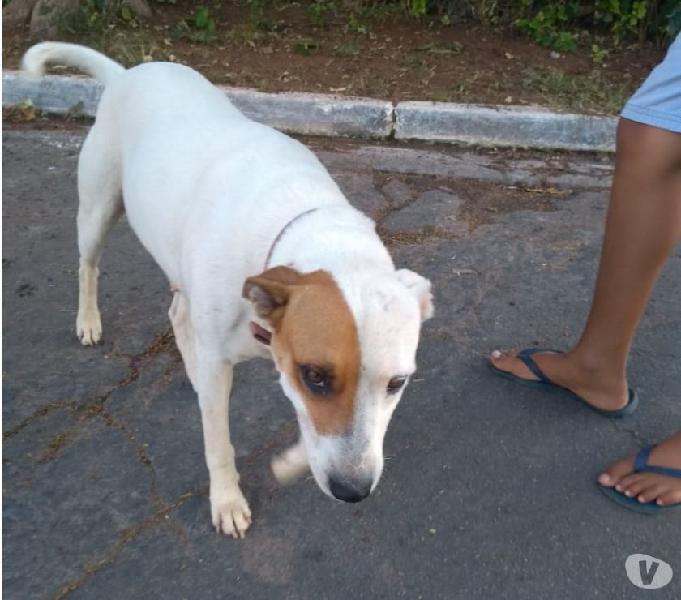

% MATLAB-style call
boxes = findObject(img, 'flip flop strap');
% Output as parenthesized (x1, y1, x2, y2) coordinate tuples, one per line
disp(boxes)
(516, 348, 553, 385)
(634, 446, 681, 479)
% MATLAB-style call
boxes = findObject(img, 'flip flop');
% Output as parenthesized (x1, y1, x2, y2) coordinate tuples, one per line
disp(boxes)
(598, 446, 681, 514)
(488, 348, 638, 418)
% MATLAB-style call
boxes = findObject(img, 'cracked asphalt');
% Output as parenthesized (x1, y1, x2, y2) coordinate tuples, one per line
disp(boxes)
(3, 128, 680, 600)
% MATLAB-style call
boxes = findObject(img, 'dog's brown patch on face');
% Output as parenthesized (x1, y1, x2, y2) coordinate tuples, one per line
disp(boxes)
(245, 268, 360, 435)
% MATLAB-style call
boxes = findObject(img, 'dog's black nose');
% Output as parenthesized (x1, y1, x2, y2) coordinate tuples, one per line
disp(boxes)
(328, 477, 372, 503)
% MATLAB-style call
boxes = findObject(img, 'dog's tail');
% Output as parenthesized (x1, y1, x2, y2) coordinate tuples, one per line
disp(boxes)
(22, 42, 125, 87)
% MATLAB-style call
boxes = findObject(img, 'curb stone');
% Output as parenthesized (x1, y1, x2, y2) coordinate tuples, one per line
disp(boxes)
(395, 101, 617, 152)
(2, 70, 618, 151)
(1, 71, 393, 138)
(3, 71, 103, 117)
(225, 86, 393, 137)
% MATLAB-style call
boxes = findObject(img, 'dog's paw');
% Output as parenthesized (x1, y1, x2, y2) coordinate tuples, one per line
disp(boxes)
(76, 310, 102, 345)
(271, 442, 309, 485)
(211, 488, 252, 539)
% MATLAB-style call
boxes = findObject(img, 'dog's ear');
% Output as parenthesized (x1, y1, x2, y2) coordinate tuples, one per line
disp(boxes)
(396, 268, 434, 322)
(242, 266, 302, 326)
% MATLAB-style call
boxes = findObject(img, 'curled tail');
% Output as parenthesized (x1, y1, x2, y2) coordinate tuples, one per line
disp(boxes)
(22, 42, 125, 87)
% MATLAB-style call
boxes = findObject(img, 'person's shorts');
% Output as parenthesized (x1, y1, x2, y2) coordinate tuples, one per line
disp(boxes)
(621, 33, 681, 133)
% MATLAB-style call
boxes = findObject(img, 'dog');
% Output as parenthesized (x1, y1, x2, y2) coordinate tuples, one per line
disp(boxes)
(23, 42, 434, 538)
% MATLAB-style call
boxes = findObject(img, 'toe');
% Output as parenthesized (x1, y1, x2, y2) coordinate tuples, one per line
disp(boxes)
(614, 473, 638, 493)
(637, 482, 669, 504)
(489, 350, 511, 371)
(489, 349, 513, 370)
(489, 349, 539, 381)
(211, 510, 224, 534)
(657, 489, 681, 506)
(617, 474, 646, 497)
(233, 510, 251, 538)
(598, 454, 635, 487)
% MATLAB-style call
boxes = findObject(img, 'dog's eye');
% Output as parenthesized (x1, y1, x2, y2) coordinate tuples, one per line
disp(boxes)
(300, 365, 332, 395)
(387, 376, 407, 395)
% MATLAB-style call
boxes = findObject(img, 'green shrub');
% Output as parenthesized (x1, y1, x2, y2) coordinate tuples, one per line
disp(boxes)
(434, 0, 680, 46)
(371, 1, 677, 44)
(516, 2, 579, 51)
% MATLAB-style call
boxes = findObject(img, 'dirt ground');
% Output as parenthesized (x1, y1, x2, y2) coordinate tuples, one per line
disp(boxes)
(2, 0, 668, 114)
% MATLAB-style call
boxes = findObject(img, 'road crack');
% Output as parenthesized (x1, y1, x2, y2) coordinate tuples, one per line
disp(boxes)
(5, 328, 177, 462)
(50, 487, 207, 600)
(3, 401, 73, 441)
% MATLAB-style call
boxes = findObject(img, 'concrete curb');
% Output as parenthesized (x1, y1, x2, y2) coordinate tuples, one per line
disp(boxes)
(1, 71, 394, 138)
(2, 70, 618, 151)
(395, 102, 616, 152)
(225, 86, 393, 137)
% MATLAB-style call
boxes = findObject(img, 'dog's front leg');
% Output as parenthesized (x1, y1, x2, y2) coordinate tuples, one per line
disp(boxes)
(272, 438, 309, 485)
(196, 354, 251, 538)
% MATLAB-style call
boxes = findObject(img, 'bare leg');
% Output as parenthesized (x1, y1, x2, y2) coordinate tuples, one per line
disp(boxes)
(490, 119, 681, 410)
(489, 120, 681, 507)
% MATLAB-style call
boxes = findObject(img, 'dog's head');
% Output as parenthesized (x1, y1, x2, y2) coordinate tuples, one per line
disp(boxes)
(243, 265, 432, 502)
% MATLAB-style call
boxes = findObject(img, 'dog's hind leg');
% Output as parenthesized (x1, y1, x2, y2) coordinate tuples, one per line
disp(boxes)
(76, 125, 123, 345)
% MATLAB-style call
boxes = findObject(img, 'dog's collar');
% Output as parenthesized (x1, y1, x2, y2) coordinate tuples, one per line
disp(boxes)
(264, 207, 320, 269)
(253, 207, 319, 347)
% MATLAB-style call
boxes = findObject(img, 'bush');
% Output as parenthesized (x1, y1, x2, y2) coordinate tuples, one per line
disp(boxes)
(427, 1, 680, 47)
(304, 1, 679, 47)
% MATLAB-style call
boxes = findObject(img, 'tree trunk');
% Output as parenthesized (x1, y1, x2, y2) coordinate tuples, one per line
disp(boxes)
(3, 0, 39, 29)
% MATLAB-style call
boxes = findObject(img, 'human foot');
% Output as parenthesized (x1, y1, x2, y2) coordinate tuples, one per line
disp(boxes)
(598, 432, 681, 508)
(489, 348, 630, 412)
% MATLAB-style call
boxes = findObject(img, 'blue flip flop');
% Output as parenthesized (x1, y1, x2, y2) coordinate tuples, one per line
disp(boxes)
(488, 348, 638, 418)
(598, 446, 681, 514)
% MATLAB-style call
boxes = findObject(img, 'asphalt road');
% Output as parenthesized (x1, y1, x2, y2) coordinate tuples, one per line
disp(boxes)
(3, 128, 680, 600)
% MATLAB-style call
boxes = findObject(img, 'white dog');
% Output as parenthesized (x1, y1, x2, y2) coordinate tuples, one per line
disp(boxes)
(23, 43, 433, 538)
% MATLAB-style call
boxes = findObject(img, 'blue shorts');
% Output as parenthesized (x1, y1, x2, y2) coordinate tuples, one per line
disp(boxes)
(621, 33, 681, 133)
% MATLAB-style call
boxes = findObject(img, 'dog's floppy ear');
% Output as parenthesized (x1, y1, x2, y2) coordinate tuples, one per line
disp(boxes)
(396, 268, 434, 322)
(242, 266, 302, 326)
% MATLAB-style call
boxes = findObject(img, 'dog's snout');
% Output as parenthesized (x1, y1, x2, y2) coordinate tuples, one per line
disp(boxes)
(328, 476, 372, 503)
